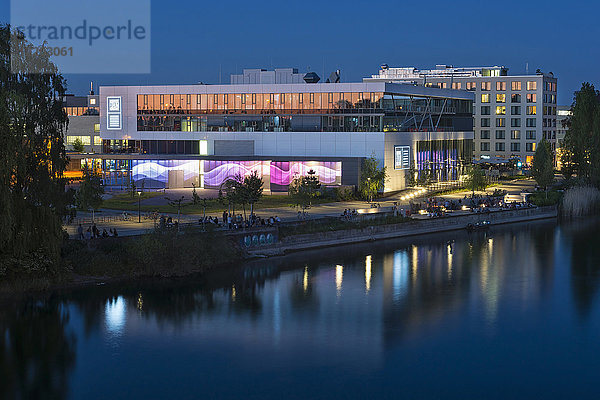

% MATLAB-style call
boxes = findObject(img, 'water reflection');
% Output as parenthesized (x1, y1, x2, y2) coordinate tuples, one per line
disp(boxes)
(3, 218, 600, 398)
(0, 298, 76, 399)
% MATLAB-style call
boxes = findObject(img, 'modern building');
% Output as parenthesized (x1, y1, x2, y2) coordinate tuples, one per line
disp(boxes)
(365, 65, 558, 165)
(63, 89, 101, 154)
(67, 69, 475, 192)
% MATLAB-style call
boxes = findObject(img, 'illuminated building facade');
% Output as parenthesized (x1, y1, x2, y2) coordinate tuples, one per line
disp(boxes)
(69, 70, 475, 191)
(366, 65, 558, 165)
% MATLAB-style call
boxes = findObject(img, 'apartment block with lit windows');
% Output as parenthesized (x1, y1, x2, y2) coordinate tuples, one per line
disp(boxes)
(366, 65, 558, 165)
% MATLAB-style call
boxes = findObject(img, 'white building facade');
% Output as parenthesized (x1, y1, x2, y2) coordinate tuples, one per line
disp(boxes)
(71, 75, 474, 192)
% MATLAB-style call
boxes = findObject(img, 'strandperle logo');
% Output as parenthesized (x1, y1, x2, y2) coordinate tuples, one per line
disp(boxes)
(16, 20, 147, 46)
(10, 0, 151, 74)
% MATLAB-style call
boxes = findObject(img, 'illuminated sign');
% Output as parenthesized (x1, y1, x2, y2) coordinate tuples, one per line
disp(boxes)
(394, 145, 410, 170)
(106, 96, 122, 130)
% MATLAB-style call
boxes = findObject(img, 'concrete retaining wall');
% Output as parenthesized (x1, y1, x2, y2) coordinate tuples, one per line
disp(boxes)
(248, 206, 557, 256)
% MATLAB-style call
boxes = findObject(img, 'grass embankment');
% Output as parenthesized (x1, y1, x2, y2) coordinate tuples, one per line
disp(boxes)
(62, 227, 243, 278)
(279, 215, 411, 237)
(102, 192, 335, 214)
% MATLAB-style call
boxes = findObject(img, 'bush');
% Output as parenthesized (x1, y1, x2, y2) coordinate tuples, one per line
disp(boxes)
(63, 228, 242, 277)
(529, 190, 562, 207)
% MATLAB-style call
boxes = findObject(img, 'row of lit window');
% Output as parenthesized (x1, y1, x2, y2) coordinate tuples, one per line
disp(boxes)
(64, 106, 99, 116)
(480, 142, 537, 152)
(480, 130, 538, 140)
(429, 80, 555, 92)
(480, 118, 538, 128)
(481, 93, 540, 103)
(66, 135, 102, 146)
(137, 92, 385, 111)
(482, 106, 538, 115)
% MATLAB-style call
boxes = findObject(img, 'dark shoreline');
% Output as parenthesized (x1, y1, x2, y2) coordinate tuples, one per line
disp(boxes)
(0, 206, 559, 300)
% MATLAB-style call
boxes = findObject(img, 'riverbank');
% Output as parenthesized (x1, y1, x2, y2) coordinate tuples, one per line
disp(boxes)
(1, 205, 558, 298)
(245, 206, 558, 257)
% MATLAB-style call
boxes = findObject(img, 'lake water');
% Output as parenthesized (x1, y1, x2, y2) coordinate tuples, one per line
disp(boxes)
(2, 218, 600, 399)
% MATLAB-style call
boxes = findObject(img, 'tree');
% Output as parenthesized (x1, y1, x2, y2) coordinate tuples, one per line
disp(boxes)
(465, 165, 487, 197)
(532, 138, 554, 198)
(560, 82, 600, 185)
(406, 165, 417, 188)
(0, 26, 71, 272)
(221, 174, 247, 220)
(243, 171, 264, 218)
(191, 182, 200, 205)
(71, 137, 85, 153)
(359, 155, 387, 202)
(76, 167, 104, 221)
(165, 195, 188, 225)
(288, 170, 321, 216)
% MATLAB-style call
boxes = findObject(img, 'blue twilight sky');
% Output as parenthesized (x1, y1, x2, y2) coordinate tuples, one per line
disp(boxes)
(0, 0, 596, 104)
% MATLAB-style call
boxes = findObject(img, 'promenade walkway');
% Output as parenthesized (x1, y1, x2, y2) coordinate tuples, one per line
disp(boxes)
(65, 178, 537, 238)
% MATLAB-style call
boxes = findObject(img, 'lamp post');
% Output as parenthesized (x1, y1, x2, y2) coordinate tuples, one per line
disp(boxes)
(367, 177, 372, 204)
(137, 191, 142, 223)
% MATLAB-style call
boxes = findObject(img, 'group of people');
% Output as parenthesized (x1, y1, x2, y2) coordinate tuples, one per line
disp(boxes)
(221, 211, 281, 230)
(76, 223, 118, 240)
(341, 209, 358, 221)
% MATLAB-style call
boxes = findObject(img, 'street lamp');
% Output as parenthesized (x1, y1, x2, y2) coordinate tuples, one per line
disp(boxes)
(137, 191, 142, 223)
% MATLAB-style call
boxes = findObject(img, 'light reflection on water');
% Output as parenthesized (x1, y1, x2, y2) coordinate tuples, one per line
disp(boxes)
(4, 218, 600, 399)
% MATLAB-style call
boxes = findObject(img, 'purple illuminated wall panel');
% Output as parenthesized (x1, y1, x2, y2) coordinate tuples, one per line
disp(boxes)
(203, 161, 267, 187)
(132, 160, 199, 188)
(270, 161, 341, 185)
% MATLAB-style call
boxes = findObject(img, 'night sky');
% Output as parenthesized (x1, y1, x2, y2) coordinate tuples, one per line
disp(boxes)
(0, 0, 596, 104)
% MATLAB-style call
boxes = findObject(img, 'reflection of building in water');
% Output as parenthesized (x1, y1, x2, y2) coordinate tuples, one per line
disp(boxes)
(95, 223, 556, 365)
(382, 240, 471, 347)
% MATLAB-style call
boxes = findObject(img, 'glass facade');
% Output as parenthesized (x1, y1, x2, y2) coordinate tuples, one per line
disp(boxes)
(136, 92, 472, 133)
(415, 140, 473, 182)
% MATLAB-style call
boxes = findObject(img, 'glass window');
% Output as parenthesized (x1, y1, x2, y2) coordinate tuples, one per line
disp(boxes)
(496, 142, 505, 151)
(512, 94, 521, 103)
(481, 94, 490, 103)
(496, 118, 505, 127)
(526, 142, 536, 152)
(452, 82, 462, 90)
(496, 130, 505, 139)
(511, 130, 521, 140)
(481, 130, 490, 139)
(526, 130, 536, 140)
(481, 118, 490, 127)
(481, 106, 490, 115)
(481, 82, 491, 91)
(496, 81, 506, 91)
(481, 142, 490, 151)
(496, 94, 506, 103)
(466, 82, 476, 91)
(496, 106, 506, 115)
(511, 106, 521, 115)
(526, 118, 537, 127)
(511, 118, 521, 127)
(511, 81, 522, 91)
(527, 93, 537, 103)
(511, 142, 521, 152)
(527, 81, 537, 91)
(527, 106, 537, 115)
